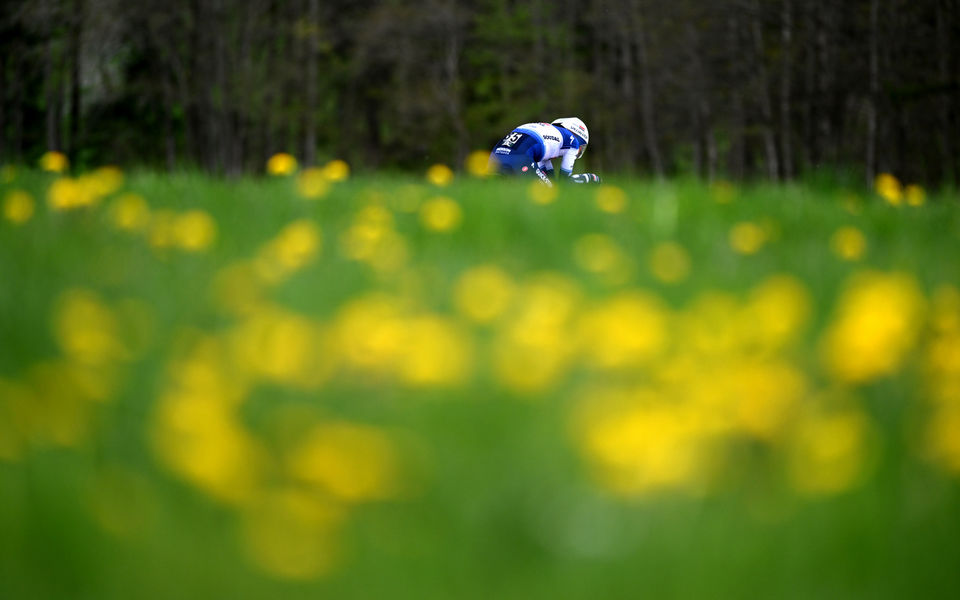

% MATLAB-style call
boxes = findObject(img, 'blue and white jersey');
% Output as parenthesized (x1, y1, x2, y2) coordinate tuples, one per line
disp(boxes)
(512, 122, 584, 175)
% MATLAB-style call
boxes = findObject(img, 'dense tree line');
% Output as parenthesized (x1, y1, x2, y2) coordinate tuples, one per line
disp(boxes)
(1, 0, 958, 184)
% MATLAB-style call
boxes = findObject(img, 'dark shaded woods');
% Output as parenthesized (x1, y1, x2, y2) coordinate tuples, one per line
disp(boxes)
(1, 0, 958, 184)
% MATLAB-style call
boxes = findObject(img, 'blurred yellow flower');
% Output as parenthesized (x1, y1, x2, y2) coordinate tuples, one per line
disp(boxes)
(729, 221, 766, 255)
(492, 274, 581, 393)
(266, 152, 298, 176)
(649, 241, 691, 283)
(84, 166, 124, 197)
(339, 205, 409, 272)
(905, 184, 926, 207)
(170, 210, 216, 251)
(578, 395, 709, 496)
(741, 275, 812, 351)
(230, 308, 333, 389)
(573, 234, 624, 274)
(52, 289, 127, 366)
(256, 219, 322, 283)
(48, 177, 95, 210)
(710, 180, 736, 204)
(925, 405, 960, 474)
(788, 408, 873, 495)
(426, 164, 454, 186)
(240, 489, 344, 580)
(151, 384, 265, 504)
(419, 196, 462, 232)
(147, 209, 178, 249)
(288, 421, 402, 502)
(594, 185, 628, 213)
(527, 181, 557, 205)
(211, 261, 267, 316)
(39, 150, 69, 173)
(829, 226, 867, 261)
(453, 264, 515, 323)
(335, 294, 408, 375)
(465, 150, 492, 177)
(577, 291, 669, 370)
(296, 167, 331, 199)
(875, 172, 902, 205)
(820, 271, 925, 383)
(108, 193, 151, 232)
(322, 159, 350, 182)
(398, 316, 473, 386)
(3, 189, 34, 224)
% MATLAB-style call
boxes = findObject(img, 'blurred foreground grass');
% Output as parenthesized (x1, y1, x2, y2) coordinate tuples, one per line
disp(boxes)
(2, 159, 960, 598)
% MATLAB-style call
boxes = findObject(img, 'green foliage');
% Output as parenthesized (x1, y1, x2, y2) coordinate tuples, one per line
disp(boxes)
(1, 168, 960, 598)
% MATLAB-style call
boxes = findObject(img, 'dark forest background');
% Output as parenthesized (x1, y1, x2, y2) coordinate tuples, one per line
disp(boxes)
(1, 0, 959, 184)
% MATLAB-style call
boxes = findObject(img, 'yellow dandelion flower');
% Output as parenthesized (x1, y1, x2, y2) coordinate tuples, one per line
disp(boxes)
(577, 397, 710, 497)
(322, 159, 350, 182)
(288, 421, 402, 502)
(239, 489, 344, 580)
(594, 185, 628, 213)
(151, 392, 265, 505)
(453, 264, 515, 323)
(174, 210, 217, 252)
(840, 192, 864, 215)
(729, 221, 766, 255)
(39, 151, 69, 173)
(710, 180, 736, 204)
(741, 275, 812, 351)
(85, 166, 124, 197)
(649, 241, 691, 283)
(905, 184, 926, 207)
(296, 167, 331, 199)
(577, 291, 670, 370)
(3, 189, 35, 224)
(419, 196, 462, 232)
(573, 233, 624, 274)
(256, 219, 322, 282)
(426, 164, 455, 186)
(147, 209, 178, 249)
(231, 308, 332, 388)
(875, 172, 902, 205)
(398, 316, 473, 386)
(465, 150, 493, 177)
(788, 408, 874, 495)
(830, 226, 867, 261)
(334, 295, 408, 374)
(925, 405, 960, 474)
(210, 261, 267, 316)
(820, 271, 925, 383)
(47, 177, 94, 210)
(108, 193, 151, 232)
(528, 181, 557, 205)
(52, 289, 127, 366)
(266, 152, 298, 176)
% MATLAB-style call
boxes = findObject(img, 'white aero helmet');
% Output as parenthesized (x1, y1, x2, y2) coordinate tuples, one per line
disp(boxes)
(552, 117, 589, 158)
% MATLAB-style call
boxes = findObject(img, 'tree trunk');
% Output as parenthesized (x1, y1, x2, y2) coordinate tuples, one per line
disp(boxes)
(444, 2, 468, 166)
(45, 37, 63, 152)
(68, 0, 83, 161)
(303, 0, 319, 165)
(636, 7, 663, 177)
(0, 52, 6, 163)
(865, 0, 879, 185)
(751, 0, 779, 180)
(779, 0, 793, 179)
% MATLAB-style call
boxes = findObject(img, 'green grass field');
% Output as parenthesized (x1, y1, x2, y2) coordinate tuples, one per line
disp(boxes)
(2, 162, 960, 599)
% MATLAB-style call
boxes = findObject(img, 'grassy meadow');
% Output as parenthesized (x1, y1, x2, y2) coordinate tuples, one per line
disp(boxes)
(2, 155, 960, 599)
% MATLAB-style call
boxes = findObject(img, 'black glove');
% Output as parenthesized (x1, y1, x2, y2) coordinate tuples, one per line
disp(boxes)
(569, 173, 601, 184)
